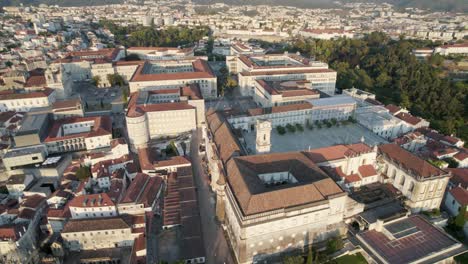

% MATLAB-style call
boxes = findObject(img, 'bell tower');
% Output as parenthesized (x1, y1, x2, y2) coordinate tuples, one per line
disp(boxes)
(255, 119, 271, 154)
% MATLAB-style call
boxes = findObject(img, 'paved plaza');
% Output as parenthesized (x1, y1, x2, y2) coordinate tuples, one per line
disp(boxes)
(242, 123, 388, 154)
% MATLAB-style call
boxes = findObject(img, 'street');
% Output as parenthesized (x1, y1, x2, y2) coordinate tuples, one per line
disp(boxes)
(190, 128, 235, 264)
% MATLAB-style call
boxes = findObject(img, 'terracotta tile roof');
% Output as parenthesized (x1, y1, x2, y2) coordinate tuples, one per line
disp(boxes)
(448, 168, 468, 189)
(47, 206, 71, 219)
(385, 104, 401, 114)
(130, 59, 215, 82)
(24, 75, 46, 88)
(378, 143, 447, 179)
(358, 164, 378, 178)
(454, 151, 468, 161)
(396, 112, 423, 126)
(52, 98, 81, 110)
(303, 143, 373, 163)
(130, 101, 194, 117)
(181, 83, 203, 99)
(213, 122, 242, 164)
(449, 187, 468, 206)
(120, 173, 153, 204)
(18, 208, 36, 220)
(62, 216, 130, 233)
(154, 156, 191, 169)
(21, 194, 46, 209)
(345, 174, 361, 183)
(0, 88, 53, 101)
(44, 116, 112, 143)
(226, 152, 344, 216)
(69, 193, 115, 208)
(0, 225, 27, 241)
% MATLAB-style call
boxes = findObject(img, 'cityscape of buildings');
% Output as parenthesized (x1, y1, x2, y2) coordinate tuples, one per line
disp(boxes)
(0, 1, 467, 264)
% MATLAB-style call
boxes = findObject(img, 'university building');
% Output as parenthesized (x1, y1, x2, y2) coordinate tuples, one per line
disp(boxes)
(128, 58, 217, 99)
(231, 53, 337, 96)
(126, 83, 205, 151)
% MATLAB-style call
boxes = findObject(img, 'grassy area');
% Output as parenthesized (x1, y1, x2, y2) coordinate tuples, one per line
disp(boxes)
(333, 253, 367, 264)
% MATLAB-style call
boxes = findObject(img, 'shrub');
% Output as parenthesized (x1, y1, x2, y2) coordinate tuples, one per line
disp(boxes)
(307, 124, 314, 130)
(295, 123, 304, 132)
(330, 118, 338, 125)
(286, 124, 296, 133)
(277, 125, 286, 135)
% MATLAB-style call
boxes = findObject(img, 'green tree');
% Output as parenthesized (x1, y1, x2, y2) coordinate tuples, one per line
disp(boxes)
(325, 236, 344, 255)
(283, 255, 304, 264)
(306, 247, 313, 264)
(455, 205, 467, 229)
(91, 76, 101, 87)
(5, 61, 13, 68)
(76, 166, 91, 181)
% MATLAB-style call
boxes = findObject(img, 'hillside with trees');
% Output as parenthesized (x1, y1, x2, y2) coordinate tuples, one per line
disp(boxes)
(286, 33, 467, 141)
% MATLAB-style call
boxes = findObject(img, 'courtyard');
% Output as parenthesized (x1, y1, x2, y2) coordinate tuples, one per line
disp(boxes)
(242, 123, 388, 154)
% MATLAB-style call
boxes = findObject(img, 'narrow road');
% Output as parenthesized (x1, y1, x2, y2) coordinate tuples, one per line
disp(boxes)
(190, 128, 235, 264)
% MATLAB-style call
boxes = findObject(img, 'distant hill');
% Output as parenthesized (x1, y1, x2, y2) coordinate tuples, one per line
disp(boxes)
(1, 0, 465, 13)
(1, 0, 122, 7)
(194, 0, 468, 12)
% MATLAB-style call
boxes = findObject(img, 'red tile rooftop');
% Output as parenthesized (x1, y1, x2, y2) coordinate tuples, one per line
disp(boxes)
(396, 112, 423, 126)
(385, 104, 401, 114)
(449, 187, 468, 206)
(44, 116, 112, 143)
(358, 215, 461, 264)
(345, 174, 361, 183)
(52, 98, 81, 110)
(448, 168, 468, 189)
(454, 151, 468, 161)
(62, 216, 130, 233)
(378, 143, 447, 179)
(130, 59, 214, 82)
(303, 143, 373, 164)
(24, 75, 46, 88)
(69, 193, 115, 208)
(0, 225, 27, 241)
(126, 101, 194, 118)
(358, 164, 378, 178)
(0, 88, 53, 101)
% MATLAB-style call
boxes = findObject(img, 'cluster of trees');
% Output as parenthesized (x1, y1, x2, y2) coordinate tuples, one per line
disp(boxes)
(282, 236, 345, 264)
(287, 33, 467, 141)
(217, 67, 237, 96)
(99, 20, 210, 48)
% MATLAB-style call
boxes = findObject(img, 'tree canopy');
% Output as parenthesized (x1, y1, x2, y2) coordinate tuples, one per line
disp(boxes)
(99, 20, 210, 48)
(287, 32, 468, 141)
